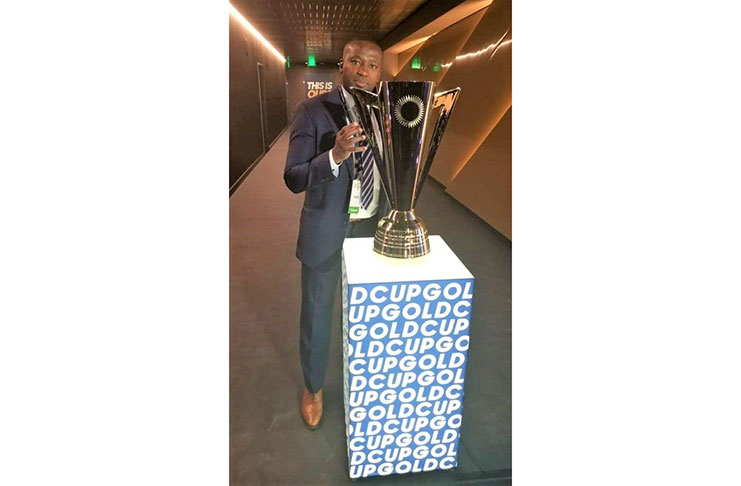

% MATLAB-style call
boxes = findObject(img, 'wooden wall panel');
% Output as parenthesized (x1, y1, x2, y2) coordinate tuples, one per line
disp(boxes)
(396, 42, 424, 76)
(383, 0, 511, 238)
(446, 107, 511, 238)
(394, 8, 485, 85)
(431, 0, 511, 187)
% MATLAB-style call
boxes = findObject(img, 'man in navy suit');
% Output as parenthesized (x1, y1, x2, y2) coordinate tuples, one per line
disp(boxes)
(284, 39, 386, 429)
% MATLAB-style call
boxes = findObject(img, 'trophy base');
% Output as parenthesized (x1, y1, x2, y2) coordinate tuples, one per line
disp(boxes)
(373, 210, 430, 259)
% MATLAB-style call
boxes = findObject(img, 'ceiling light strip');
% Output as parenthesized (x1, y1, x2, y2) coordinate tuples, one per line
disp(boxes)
(441, 30, 512, 69)
(229, 3, 287, 63)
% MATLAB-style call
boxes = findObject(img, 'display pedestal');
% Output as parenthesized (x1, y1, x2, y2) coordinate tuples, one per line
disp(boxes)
(341, 235, 475, 479)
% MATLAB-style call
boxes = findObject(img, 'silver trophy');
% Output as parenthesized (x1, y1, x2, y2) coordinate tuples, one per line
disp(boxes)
(350, 81, 460, 258)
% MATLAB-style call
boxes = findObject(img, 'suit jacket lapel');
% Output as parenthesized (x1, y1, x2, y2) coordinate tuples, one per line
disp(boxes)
(321, 87, 354, 179)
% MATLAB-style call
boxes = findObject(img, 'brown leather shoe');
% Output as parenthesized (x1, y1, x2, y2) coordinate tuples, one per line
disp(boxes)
(300, 388, 323, 429)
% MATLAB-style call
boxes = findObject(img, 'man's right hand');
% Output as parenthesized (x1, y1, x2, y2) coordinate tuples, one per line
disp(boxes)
(331, 123, 367, 163)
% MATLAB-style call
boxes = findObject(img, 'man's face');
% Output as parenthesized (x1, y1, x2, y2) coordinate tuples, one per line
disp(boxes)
(340, 41, 382, 92)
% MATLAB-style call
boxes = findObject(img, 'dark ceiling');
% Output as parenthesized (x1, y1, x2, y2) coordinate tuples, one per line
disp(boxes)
(230, 0, 430, 64)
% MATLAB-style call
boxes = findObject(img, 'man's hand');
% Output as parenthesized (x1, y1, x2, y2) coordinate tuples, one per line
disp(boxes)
(331, 123, 367, 163)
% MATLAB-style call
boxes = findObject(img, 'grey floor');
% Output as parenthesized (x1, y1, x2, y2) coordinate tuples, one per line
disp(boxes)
(230, 131, 511, 485)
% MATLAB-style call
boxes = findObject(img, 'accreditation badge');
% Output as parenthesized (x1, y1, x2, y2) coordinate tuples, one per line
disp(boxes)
(348, 179, 362, 214)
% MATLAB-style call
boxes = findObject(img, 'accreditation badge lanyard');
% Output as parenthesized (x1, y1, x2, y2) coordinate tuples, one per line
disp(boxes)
(339, 87, 364, 214)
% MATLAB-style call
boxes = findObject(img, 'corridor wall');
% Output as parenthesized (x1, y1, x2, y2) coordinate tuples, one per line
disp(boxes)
(286, 66, 339, 119)
(229, 14, 288, 189)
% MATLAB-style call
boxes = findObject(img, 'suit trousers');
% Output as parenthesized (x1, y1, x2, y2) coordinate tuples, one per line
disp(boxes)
(300, 215, 378, 393)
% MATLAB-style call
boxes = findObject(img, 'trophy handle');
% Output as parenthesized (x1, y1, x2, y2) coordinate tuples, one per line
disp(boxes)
(348, 86, 393, 208)
(413, 87, 461, 207)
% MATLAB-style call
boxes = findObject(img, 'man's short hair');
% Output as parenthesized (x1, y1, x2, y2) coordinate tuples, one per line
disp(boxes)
(342, 39, 383, 57)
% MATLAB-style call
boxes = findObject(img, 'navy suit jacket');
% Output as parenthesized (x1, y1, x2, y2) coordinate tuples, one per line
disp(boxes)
(284, 87, 387, 268)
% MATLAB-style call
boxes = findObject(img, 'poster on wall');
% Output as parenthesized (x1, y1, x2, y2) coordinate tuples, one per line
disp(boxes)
(305, 71, 335, 99)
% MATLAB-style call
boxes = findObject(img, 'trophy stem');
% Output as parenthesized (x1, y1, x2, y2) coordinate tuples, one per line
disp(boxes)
(374, 210, 429, 259)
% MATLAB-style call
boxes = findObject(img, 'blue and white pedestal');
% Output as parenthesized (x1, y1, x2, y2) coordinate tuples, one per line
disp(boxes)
(341, 235, 475, 479)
